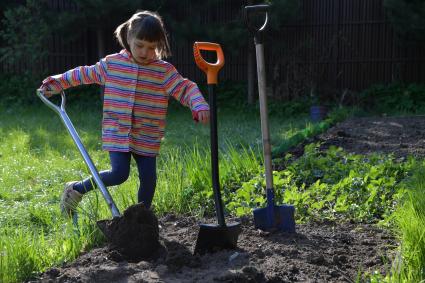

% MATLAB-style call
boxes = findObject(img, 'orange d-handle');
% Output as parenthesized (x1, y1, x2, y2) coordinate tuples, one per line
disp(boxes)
(193, 42, 225, 85)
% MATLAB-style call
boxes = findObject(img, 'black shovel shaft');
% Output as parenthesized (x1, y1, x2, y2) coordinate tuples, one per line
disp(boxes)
(209, 84, 226, 227)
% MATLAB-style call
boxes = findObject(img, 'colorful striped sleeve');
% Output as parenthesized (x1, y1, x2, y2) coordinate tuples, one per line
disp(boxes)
(42, 58, 108, 91)
(163, 64, 209, 113)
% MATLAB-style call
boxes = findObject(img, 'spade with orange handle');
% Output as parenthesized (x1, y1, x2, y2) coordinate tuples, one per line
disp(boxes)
(192, 42, 241, 255)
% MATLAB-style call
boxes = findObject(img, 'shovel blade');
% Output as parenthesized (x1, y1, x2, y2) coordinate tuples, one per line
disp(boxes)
(253, 204, 296, 232)
(194, 222, 241, 255)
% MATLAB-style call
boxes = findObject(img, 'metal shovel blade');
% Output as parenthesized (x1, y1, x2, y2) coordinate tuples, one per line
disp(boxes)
(194, 222, 241, 255)
(253, 205, 296, 232)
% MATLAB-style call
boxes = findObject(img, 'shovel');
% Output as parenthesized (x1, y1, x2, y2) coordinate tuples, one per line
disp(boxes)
(37, 89, 162, 260)
(36, 89, 121, 218)
(192, 42, 241, 255)
(244, 4, 296, 232)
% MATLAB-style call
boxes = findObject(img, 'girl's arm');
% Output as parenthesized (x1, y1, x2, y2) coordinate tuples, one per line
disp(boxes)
(164, 65, 209, 119)
(41, 58, 108, 95)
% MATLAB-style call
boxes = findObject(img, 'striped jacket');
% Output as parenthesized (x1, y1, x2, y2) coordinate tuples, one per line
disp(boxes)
(42, 49, 209, 156)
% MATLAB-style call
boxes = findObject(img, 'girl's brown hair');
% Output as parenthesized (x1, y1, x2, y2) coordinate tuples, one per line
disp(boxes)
(114, 11, 171, 59)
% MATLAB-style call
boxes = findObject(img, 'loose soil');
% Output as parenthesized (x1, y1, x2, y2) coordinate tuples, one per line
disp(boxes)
(32, 116, 425, 283)
(317, 116, 425, 159)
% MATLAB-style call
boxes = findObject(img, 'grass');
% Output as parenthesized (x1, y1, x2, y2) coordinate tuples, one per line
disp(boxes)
(0, 92, 310, 282)
(391, 165, 425, 282)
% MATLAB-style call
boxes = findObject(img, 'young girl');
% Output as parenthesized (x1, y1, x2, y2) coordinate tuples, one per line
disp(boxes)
(40, 11, 210, 216)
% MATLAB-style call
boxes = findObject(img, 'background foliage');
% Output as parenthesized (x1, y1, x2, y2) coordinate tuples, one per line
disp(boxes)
(360, 83, 425, 114)
(0, 0, 53, 75)
(384, 0, 425, 42)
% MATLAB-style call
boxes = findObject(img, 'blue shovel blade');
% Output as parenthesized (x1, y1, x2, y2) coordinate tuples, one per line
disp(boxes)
(253, 204, 296, 232)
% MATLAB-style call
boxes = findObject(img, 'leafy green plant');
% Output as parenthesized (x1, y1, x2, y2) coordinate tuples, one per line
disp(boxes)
(228, 143, 413, 223)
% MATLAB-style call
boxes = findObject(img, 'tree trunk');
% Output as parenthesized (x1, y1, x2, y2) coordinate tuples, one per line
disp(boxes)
(247, 0, 255, 105)
(97, 28, 105, 59)
(247, 42, 256, 104)
(97, 28, 105, 101)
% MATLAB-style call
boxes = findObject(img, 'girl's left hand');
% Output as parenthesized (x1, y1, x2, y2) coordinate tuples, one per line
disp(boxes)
(197, 110, 210, 124)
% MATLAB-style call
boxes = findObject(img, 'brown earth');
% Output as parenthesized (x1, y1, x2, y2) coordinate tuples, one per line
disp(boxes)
(317, 116, 425, 159)
(31, 116, 425, 283)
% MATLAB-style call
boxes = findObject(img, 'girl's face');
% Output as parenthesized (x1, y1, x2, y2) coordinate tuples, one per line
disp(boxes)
(128, 38, 158, 65)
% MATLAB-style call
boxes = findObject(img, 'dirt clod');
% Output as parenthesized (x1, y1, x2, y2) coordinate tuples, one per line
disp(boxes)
(97, 202, 160, 262)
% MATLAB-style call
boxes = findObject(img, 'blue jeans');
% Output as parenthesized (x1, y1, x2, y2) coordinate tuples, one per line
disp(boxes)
(73, 151, 157, 208)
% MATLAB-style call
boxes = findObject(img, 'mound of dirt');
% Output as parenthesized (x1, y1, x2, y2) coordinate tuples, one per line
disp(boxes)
(97, 203, 160, 262)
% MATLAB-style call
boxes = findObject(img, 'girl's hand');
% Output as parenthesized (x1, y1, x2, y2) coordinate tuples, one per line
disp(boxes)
(38, 85, 58, 98)
(197, 110, 210, 125)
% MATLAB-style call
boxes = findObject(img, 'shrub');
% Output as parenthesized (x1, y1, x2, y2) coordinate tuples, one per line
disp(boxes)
(360, 83, 425, 114)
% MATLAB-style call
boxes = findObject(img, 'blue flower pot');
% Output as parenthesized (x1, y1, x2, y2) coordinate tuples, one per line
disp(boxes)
(310, 106, 327, 122)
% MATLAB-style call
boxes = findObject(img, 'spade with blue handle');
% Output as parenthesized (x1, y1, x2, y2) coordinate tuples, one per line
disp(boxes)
(244, 4, 296, 232)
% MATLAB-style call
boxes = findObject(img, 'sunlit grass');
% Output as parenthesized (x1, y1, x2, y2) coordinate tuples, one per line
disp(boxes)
(392, 165, 425, 282)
